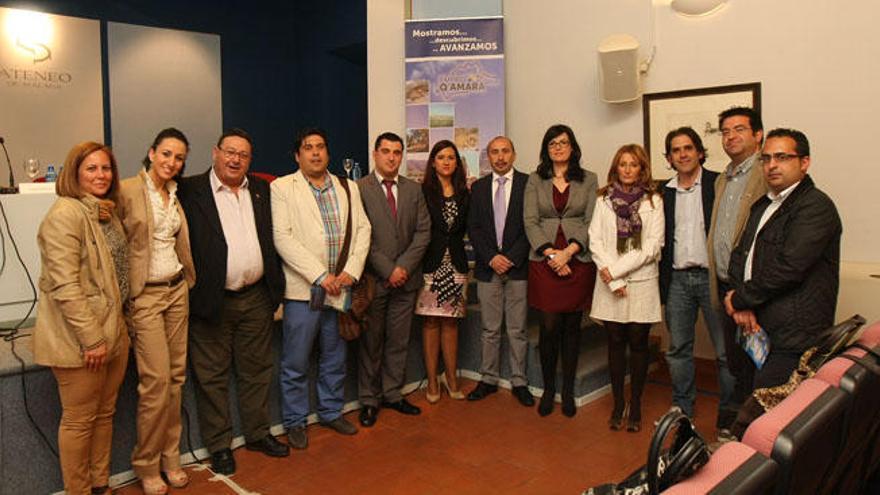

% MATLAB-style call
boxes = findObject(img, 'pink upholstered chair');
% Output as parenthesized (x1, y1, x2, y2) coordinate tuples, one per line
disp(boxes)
(740, 377, 848, 495)
(814, 340, 880, 494)
(662, 441, 777, 494)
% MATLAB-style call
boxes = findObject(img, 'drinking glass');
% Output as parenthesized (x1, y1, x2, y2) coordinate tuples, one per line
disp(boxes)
(23, 158, 41, 181)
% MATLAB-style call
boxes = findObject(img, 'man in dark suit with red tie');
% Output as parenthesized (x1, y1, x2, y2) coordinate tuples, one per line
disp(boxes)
(356, 132, 431, 426)
(467, 136, 534, 406)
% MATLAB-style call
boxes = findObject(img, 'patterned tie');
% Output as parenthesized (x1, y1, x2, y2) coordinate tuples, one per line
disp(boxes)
(383, 179, 397, 220)
(494, 176, 507, 248)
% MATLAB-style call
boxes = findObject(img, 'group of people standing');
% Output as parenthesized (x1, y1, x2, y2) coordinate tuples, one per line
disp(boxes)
(658, 106, 841, 443)
(33, 104, 841, 494)
(35, 128, 287, 495)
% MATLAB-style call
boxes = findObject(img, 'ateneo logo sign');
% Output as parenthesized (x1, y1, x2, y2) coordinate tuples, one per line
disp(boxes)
(17, 35, 51, 63)
(1, 9, 74, 89)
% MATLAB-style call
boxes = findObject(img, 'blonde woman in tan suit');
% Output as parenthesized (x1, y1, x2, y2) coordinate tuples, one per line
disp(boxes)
(35, 142, 129, 495)
(118, 128, 195, 495)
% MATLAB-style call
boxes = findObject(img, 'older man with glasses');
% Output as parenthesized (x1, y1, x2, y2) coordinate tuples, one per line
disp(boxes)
(178, 128, 290, 475)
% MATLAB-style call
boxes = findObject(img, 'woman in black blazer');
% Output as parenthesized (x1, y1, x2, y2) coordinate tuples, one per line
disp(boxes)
(415, 140, 470, 403)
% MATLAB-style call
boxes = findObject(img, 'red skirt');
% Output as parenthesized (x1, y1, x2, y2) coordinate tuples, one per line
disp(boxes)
(528, 260, 596, 313)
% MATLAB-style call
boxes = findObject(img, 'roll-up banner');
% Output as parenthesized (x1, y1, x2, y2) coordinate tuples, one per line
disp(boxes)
(404, 17, 505, 181)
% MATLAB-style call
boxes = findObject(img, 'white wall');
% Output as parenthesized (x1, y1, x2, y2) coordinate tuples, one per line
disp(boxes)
(367, 0, 406, 153)
(108, 23, 222, 180)
(412, 0, 501, 19)
(369, 0, 880, 264)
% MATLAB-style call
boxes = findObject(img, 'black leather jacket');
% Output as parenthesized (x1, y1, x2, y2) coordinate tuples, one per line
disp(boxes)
(729, 175, 841, 352)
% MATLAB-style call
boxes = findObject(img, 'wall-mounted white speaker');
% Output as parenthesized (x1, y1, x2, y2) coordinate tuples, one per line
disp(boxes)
(671, 0, 727, 16)
(597, 34, 640, 103)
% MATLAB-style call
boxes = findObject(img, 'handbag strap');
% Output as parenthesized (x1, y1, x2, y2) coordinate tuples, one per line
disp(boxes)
(851, 342, 880, 360)
(839, 351, 880, 376)
(335, 176, 354, 276)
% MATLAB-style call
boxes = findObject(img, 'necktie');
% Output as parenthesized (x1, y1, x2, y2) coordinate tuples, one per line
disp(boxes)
(494, 176, 507, 248)
(383, 179, 397, 220)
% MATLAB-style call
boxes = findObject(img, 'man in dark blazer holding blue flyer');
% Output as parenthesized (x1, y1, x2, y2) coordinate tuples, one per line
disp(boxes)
(467, 136, 534, 406)
(725, 128, 841, 392)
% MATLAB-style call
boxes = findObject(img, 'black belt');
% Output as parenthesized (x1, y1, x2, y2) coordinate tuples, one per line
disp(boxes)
(144, 271, 184, 287)
(673, 266, 708, 273)
(224, 279, 263, 297)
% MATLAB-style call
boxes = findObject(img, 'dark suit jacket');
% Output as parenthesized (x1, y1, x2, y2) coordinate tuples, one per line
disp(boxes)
(422, 187, 469, 274)
(659, 168, 718, 303)
(357, 173, 431, 292)
(467, 170, 530, 282)
(177, 168, 285, 323)
(728, 175, 841, 352)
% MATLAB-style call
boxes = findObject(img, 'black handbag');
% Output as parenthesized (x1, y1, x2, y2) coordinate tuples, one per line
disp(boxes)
(646, 410, 711, 494)
(582, 410, 709, 495)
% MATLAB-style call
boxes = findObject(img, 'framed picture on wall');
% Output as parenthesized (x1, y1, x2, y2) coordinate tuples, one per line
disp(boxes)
(642, 82, 761, 180)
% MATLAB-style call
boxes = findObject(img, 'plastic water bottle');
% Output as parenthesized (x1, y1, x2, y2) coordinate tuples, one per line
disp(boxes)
(45, 164, 57, 182)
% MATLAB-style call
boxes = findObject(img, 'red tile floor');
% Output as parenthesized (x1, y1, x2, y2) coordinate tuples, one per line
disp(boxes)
(116, 361, 722, 494)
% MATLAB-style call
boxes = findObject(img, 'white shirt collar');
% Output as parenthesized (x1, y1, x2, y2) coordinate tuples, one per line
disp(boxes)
(767, 180, 801, 202)
(142, 168, 178, 195)
(666, 167, 702, 190)
(492, 168, 515, 182)
(725, 152, 758, 178)
(376, 171, 398, 184)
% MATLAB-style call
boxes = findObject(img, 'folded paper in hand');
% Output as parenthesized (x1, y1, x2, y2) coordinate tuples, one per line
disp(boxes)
(740, 325, 770, 369)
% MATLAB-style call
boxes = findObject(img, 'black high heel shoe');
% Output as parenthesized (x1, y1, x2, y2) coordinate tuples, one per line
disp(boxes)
(609, 403, 628, 431)
(626, 403, 641, 432)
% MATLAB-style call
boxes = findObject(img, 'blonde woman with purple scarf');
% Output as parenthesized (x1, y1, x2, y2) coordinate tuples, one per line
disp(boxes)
(589, 144, 664, 433)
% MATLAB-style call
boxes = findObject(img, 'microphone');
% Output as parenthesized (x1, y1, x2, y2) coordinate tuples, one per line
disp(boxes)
(0, 136, 18, 194)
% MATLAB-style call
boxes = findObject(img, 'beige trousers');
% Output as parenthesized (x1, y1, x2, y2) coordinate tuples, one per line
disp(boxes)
(129, 280, 189, 478)
(52, 338, 129, 495)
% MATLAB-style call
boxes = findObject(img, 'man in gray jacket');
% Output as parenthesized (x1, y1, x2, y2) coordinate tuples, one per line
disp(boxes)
(357, 132, 431, 426)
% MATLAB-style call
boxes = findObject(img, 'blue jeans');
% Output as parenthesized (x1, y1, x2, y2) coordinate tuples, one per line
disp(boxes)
(280, 300, 346, 428)
(665, 269, 735, 426)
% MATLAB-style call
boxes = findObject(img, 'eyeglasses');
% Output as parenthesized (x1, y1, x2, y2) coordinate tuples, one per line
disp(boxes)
(219, 147, 251, 161)
(758, 153, 802, 164)
(548, 139, 571, 149)
(720, 125, 752, 138)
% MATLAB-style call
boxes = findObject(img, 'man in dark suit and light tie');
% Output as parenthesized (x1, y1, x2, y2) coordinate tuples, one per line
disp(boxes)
(177, 128, 289, 475)
(356, 132, 431, 427)
(466, 136, 534, 406)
